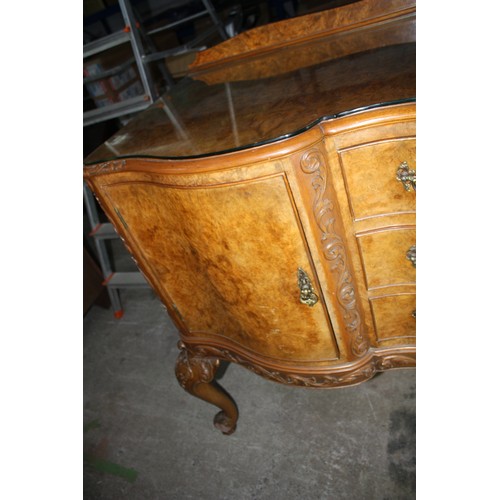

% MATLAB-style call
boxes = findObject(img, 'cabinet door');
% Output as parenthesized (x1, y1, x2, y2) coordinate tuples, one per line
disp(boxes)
(99, 168, 340, 364)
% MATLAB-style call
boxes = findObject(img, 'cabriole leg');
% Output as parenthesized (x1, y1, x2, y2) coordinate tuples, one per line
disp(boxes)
(175, 343, 239, 435)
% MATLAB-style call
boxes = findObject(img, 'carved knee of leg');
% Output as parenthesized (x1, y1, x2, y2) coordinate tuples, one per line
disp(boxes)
(175, 344, 238, 435)
(175, 345, 218, 393)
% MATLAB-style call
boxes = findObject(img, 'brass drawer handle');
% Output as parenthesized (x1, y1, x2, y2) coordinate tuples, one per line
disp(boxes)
(406, 245, 416, 268)
(396, 161, 416, 191)
(297, 268, 318, 307)
(412, 310, 416, 319)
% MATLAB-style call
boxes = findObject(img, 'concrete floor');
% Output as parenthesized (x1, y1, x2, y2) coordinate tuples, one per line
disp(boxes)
(83, 288, 416, 499)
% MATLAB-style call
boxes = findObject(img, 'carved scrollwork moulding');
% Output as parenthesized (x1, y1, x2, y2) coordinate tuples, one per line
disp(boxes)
(299, 148, 369, 358)
(84, 159, 127, 177)
(373, 352, 416, 371)
(184, 343, 415, 389)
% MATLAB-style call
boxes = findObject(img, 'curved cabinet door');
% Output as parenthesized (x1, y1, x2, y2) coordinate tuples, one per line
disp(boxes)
(98, 164, 340, 365)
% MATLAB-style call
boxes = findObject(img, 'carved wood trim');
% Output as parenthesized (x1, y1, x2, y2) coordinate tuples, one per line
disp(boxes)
(373, 351, 416, 370)
(187, 343, 415, 388)
(175, 343, 219, 390)
(85, 159, 127, 177)
(299, 148, 369, 358)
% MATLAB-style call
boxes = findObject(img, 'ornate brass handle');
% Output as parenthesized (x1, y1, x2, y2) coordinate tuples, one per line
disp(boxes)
(406, 245, 416, 268)
(396, 161, 416, 191)
(297, 268, 318, 307)
(412, 310, 416, 319)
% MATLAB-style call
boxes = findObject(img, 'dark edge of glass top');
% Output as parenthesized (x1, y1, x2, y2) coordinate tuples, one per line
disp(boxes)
(84, 97, 416, 166)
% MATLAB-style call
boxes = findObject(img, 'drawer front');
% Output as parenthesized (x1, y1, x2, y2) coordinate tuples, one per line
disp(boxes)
(340, 138, 416, 220)
(357, 227, 415, 289)
(370, 294, 416, 342)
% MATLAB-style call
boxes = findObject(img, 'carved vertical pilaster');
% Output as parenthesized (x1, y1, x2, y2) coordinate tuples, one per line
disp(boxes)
(299, 148, 369, 357)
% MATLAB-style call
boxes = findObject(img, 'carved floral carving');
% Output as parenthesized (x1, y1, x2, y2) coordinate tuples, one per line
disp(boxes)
(300, 149, 369, 357)
(189, 344, 415, 388)
(175, 342, 219, 391)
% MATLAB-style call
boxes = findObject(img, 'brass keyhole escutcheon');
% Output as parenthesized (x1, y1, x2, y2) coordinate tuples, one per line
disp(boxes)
(396, 161, 416, 191)
(297, 268, 318, 307)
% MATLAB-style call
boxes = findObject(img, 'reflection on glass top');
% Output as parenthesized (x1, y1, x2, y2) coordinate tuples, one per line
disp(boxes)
(84, 26, 415, 164)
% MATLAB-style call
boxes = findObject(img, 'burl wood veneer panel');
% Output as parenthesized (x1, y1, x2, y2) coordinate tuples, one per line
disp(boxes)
(357, 227, 416, 290)
(338, 138, 416, 221)
(370, 293, 416, 342)
(101, 173, 339, 362)
(190, 13, 415, 85)
(190, 0, 416, 72)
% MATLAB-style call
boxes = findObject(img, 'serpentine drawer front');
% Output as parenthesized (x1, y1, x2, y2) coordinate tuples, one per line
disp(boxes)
(338, 138, 416, 220)
(357, 227, 416, 290)
(84, 0, 416, 434)
(369, 294, 416, 344)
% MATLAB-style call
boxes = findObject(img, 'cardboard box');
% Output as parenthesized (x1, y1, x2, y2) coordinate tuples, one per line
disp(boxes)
(84, 46, 144, 107)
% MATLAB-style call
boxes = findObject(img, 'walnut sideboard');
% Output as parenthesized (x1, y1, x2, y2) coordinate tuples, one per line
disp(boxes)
(84, 0, 416, 434)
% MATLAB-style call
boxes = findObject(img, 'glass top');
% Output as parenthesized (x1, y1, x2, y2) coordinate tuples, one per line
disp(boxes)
(84, 13, 415, 165)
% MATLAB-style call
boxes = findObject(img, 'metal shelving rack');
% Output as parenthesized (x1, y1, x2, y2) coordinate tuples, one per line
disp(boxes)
(83, 0, 227, 127)
(83, 0, 159, 127)
(84, 184, 149, 319)
(84, 0, 228, 318)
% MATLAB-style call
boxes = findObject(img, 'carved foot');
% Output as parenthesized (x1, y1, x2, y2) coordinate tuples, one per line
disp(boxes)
(214, 411, 236, 435)
(175, 343, 239, 435)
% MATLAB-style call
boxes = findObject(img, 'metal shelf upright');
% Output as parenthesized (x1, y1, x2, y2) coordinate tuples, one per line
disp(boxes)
(84, 0, 229, 318)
